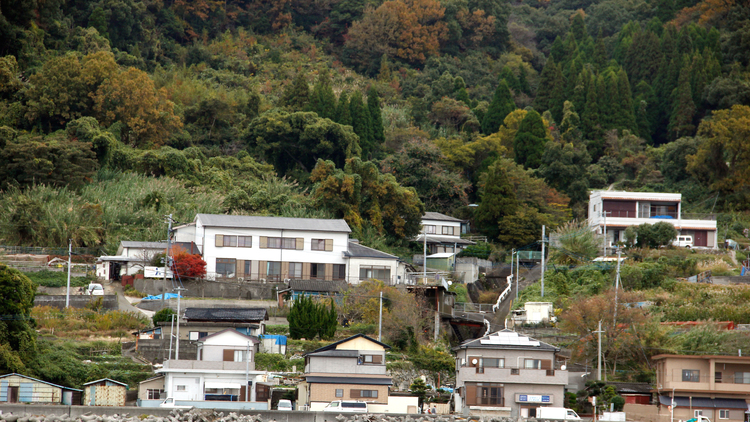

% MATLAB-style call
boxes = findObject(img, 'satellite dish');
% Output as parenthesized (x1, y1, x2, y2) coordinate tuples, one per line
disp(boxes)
(448, 281, 453, 286)
(561, 365, 567, 371)
(471, 358, 478, 365)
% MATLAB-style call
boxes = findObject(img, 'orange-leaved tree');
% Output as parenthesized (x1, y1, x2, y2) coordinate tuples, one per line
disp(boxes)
(171, 251, 207, 279)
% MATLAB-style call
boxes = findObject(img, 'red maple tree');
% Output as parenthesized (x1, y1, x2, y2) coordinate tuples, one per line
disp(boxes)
(171, 251, 207, 279)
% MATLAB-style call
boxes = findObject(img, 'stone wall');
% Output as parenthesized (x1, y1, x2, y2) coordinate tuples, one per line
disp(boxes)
(125, 339, 197, 364)
(34, 295, 119, 310)
(134, 279, 281, 300)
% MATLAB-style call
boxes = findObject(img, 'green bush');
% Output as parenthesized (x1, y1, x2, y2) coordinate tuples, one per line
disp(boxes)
(23, 270, 93, 288)
(265, 324, 289, 335)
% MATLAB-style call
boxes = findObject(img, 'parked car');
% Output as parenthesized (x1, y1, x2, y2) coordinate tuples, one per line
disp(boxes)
(672, 235, 694, 248)
(323, 400, 368, 413)
(86, 283, 104, 296)
(277, 399, 293, 411)
(535, 407, 582, 421)
(159, 397, 193, 409)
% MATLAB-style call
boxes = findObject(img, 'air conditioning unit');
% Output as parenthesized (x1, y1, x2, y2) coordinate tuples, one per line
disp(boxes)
(283, 278, 291, 283)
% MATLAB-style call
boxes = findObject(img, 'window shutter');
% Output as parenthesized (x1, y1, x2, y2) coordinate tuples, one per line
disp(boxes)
(350, 389, 361, 398)
(465, 384, 477, 405)
(296, 238, 304, 250)
(281, 262, 289, 279)
(302, 263, 310, 279)
(325, 239, 333, 251)
(237, 260, 245, 278)
(223, 349, 234, 361)
(325, 263, 333, 280)
(260, 236, 267, 248)
(259, 261, 267, 277)
(468, 356, 480, 367)
(541, 359, 552, 370)
(239, 385, 247, 402)
(373, 355, 383, 364)
(215, 235, 224, 247)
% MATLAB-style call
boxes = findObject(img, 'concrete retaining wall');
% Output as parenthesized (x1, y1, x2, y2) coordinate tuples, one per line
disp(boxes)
(34, 295, 119, 310)
(134, 279, 281, 301)
(713, 276, 750, 284)
(126, 339, 198, 363)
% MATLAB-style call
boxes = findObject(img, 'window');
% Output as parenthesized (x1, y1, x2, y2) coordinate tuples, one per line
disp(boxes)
(224, 236, 238, 247)
(471, 383, 503, 406)
(715, 371, 722, 383)
(289, 262, 302, 279)
(332, 264, 346, 280)
(311, 239, 326, 250)
(238, 236, 252, 247)
(176, 385, 186, 391)
(147, 389, 164, 400)
(216, 258, 236, 278)
(524, 359, 542, 369)
(695, 410, 704, 418)
(267, 262, 281, 281)
(734, 372, 750, 384)
(359, 354, 383, 364)
(256, 384, 270, 401)
(311, 263, 325, 279)
(189, 331, 208, 341)
(351, 389, 378, 398)
(424, 225, 436, 234)
(682, 369, 700, 382)
(359, 266, 391, 281)
(234, 350, 249, 362)
(442, 226, 455, 235)
(719, 410, 730, 419)
(480, 358, 504, 368)
(511, 368, 519, 375)
(224, 349, 249, 362)
(266, 237, 298, 249)
(335, 389, 343, 398)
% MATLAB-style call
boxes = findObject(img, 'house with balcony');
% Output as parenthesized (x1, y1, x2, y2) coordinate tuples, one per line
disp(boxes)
(588, 191, 718, 249)
(297, 334, 393, 411)
(141, 328, 271, 410)
(453, 329, 569, 418)
(624, 354, 750, 422)
(172, 214, 403, 284)
(416, 212, 475, 255)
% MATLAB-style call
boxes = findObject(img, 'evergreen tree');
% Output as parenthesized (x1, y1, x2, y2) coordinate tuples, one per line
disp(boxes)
(349, 91, 374, 158)
(499, 66, 520, 92)
(280, 72, 310, 111)
(571, 13, 588, 44)
(454, 76, 471, 106)
(377, 54, 392, 82)
(482, 80, 516, 134)
(592, 30, 608, 71)
(669, 67, 696, 139)
(310, 69, 337, 120)
(582, 74, 603, 157)
(518, 66, 531, 95)
(367, 86, 385, 155)
(550, 36, 566, 63)
(534, 58, 558, 114)
(615, 69, 636, 132)
(550, 63, 565, 125)
(474, 161, 518, 240)
(514, 109, 547, 169)
(335, 92, 352, 126)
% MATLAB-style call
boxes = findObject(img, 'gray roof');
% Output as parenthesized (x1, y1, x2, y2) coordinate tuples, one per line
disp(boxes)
(198, 328, 260, 344)
(304, 376, 392, 385)
(120, 241, 167, 249)
(309, 350, 360, 358)
(423, 212, 464, 222)
(609, 382, 652, 394)
(0, 373, 82, 392)
(83, 378, 128, 387)
(184, 307, 268, 322)
(454, 329, 559, 352)
(659, 396, 748, 409)
(345, 241, 399, 259)
(196, 214, 351, 233)
(289, 280, 347, 293)
(306, 334, 391, 355)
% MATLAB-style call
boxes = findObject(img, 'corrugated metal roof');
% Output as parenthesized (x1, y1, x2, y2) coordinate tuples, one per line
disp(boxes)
(120, 241, 167, 249)
(308, 350, 359, 358)
(289, 280, 347, 292)
(346, 242, 398, 259)
(0, 373, 82, 391)
(659, 396, 748, 409)
(415, 234, 475, 245)
(196, 214, 351, 233)
(184, 307, 268, 322)
(305, 376, 392, 385)
(423, 212, 464, 222)
(304, 334, 391, 356)
(454, 329, 558, 352)
(83, 378, 128, 387)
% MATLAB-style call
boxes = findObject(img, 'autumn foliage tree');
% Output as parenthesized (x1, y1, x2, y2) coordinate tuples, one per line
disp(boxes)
(171, 251, 207, 279)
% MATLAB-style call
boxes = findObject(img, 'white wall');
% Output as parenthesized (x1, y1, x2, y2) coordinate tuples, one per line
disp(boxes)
(421, 218, 462, 238)
(199, 331, 256, 362)
(347, 257, 400, 284)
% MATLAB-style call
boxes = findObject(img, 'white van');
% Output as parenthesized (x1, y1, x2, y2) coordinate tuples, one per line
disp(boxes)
(277, 399, 293, 411)
(323, 400, 368, 413)
(672, 235, 693, 248)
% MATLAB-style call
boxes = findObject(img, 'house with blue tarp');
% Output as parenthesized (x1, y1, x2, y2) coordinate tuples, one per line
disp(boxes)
(259, 334, 287, 354)
(0, 373, 82, 405)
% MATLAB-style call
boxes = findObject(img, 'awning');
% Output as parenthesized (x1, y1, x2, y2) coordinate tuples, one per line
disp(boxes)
(205, 381, 242, 389)
(659, 396, 748, 409)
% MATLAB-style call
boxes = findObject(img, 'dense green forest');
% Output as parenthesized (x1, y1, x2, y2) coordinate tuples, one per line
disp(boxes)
(1, 0, 749, 254)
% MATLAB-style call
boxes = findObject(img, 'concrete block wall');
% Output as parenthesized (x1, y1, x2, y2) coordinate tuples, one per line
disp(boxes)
(34, 295, 119, 310)
(134, 279, 280, 300)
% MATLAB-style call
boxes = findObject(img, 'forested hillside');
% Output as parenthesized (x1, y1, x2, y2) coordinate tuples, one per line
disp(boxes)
(1, 0, 748, 253)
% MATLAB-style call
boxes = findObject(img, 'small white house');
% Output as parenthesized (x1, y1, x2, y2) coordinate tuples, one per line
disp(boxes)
(416, 212, 474, 254)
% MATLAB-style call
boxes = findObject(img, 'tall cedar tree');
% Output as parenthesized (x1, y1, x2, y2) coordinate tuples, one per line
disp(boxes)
(549, 62, 566, 125)
(518, 66, 531, 95)
(287, 294, 337, 340)
(367, 86, 385, 155)
(475, 161, 518, 241)
(280, 73, 310, 111)
(482, 80, 516, 134)
(499, 67, 520, 92)
(310, 70, 337, 120)
(349, 91, 374, 158)
(513, 109, 547, 169)
(582, 74, 603, 158)
(335, 92, 352, 126)
(534, 58, 558, 115)
(669, 66, 696, 139)
(454, 76, 471, 106)
(615, 69, 637, 132)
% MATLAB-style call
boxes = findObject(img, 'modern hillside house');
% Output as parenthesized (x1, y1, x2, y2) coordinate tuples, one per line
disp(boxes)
(588, 190, 718, 249)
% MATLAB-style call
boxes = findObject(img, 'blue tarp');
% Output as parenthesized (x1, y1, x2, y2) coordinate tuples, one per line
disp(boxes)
(260, 334, 288, 345)
(650, 215, 674, 219)
(142, 293, 183, 300)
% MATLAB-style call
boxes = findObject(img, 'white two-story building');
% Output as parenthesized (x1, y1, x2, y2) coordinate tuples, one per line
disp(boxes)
(174, 214, 403, 284)
(588, 191, 718, 249)
(415, 212, 474, 254)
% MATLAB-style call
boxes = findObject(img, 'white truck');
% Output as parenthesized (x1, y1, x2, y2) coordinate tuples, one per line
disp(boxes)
(535, 407, 582, 421)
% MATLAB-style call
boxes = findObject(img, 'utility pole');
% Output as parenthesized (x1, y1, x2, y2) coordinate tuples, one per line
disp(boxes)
(516, 249, 520, 300)
(66, 239, 72, 308)
(423, 228, 427, 284)
(161, 214, 173, 306)
(378, 291, 383, 342)
(245, 340, 250, 402)
(175, 286, 185, 360)
(595, 320, 604, 381)
(613, 247, 622, 327)
(512, 249, 516, 300)
(541, 225, 546, 297)
(602, 211, 610, 257)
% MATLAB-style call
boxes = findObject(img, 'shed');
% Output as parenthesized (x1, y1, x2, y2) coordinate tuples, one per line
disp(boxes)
(425, 252, 456, 272)
(0, 373, 82, 405)
(82, 378, 128, 406)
